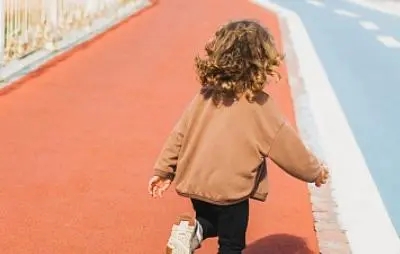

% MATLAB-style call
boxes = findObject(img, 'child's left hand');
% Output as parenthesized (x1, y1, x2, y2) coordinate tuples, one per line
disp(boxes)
(315, 164, 329, 187)
(148, 175, 171, 198)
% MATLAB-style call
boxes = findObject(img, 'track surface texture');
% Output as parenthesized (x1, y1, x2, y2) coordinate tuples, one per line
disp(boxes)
(0, 0, 320, 253)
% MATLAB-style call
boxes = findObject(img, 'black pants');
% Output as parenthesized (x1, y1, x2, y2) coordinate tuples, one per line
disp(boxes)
(191, 199, 249, 254)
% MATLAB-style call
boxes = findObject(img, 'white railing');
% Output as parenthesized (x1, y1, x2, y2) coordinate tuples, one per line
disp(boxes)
(0, 0, 140, 66)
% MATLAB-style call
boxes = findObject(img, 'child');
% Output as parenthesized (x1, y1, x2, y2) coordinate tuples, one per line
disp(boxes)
(148, 20, 329, 254)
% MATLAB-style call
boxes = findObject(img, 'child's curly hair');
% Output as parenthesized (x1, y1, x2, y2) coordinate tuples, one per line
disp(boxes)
(195, 20, 283, 105)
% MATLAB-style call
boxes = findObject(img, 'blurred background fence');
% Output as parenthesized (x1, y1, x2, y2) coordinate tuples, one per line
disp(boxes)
(0, 0, 142, 67)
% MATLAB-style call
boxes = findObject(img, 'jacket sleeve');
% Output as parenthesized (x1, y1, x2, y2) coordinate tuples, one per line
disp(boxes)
(153, 100, 193, 180)
(268, 122, 322, 183)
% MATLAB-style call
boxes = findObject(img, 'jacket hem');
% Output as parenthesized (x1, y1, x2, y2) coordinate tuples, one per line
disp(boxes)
(176, 191, 268, 205)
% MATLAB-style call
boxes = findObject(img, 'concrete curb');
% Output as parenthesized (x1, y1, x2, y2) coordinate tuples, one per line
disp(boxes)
(0, 0, 152, 91)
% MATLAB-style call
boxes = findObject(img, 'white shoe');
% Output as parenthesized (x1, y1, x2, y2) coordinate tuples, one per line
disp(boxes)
(166, 215, 203, 254)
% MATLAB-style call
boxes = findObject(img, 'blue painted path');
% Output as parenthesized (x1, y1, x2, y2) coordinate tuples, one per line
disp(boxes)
(268, 0, 400, 234)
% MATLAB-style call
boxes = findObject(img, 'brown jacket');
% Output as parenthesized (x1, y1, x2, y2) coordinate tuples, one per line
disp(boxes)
(153, 92, 322, 205)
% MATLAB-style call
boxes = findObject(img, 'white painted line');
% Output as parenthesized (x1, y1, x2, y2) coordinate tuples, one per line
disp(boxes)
(346, 0, 400, 18)
(251, 0, 400, 254)
(334, 9, 360, 18)
(359, 20, 379, 31)
(377, 36, 400, 48)
(306, 0, 325, 7)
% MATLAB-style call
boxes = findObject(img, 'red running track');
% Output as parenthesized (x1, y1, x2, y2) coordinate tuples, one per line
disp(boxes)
(0, 0, 319, 253)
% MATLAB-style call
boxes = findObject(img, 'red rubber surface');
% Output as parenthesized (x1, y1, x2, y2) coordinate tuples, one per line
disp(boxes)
(0, 0, 319, 253)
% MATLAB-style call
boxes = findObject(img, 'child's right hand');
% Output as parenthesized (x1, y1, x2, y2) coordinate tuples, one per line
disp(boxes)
(148, 175, 171, 198)
(314, 164, 329, 187)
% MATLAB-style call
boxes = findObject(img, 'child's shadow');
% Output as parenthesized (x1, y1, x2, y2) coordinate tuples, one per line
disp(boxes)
(244, 234, 315, 254)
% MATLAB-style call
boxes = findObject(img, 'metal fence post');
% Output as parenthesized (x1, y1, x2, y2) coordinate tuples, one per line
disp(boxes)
(44, 0, 58, 50)
(86, 0, 99, 15)
(84, 0, 99, 29)
(0, 0, 5, 66)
